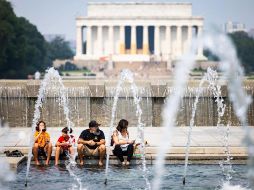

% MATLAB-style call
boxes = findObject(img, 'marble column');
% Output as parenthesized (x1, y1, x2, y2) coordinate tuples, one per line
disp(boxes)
(76, 26, 83, 55)
(176, 25, 182, 57)
(166, 25, 171, 55)
(119, 25, 125, 54)
(131, 25, 137, 54)
(154, 25, 160, 55)
(97, 26, 103, 55)
(108, 25, 114, 55)
(197, 26, 204, 57)
(143, 26, 149, 54)
(86, 26, 92, 55)
(187, 25, 192, 50)
(166, 25, 172, 70)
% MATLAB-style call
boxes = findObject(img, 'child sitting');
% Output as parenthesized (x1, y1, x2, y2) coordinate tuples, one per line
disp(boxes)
(55, 127, 75, 165)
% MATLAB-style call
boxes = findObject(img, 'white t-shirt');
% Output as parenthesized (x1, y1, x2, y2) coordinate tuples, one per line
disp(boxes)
(114, 130, 129, 151)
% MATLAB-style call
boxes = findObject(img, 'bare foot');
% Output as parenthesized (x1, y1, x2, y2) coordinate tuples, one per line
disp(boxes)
(45, 161, 50, 166)
(35, 161, 40, 166)
(98, 161, 103, 166)
(121, 162, 126, 166)
(79, 160, 84, 166)
(126, 161, 130, 166)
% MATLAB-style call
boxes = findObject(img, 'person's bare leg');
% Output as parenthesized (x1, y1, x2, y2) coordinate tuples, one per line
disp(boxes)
(32, 143, 40, 165)
(77, 144, 84, 165)
(98, 144, 106, 166)
(55, 146, 61, 166)
(69, 146, 75, 160)
(45, 143, 52, 165)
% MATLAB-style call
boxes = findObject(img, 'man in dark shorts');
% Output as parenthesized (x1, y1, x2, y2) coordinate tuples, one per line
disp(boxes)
(77, 120, 106, 166)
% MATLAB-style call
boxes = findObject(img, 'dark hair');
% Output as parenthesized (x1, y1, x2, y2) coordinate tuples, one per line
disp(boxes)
(116, 119, 129, 133)
(36, 121, 46, 132)
(62, 127, 73, 134)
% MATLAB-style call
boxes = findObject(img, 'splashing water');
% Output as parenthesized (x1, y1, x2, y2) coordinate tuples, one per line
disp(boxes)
(219, 123, 234, 182)
(66, 155, 84, 190)
(182, 74, 206, 185)
(0, 120, 15, 189)
(221, 182, 250, 190)
(25, 67, 78, 187)
(153, 31, 253, 189)
(202, 33, 253, 189)
(183, 67, 233, 185)
(104, 69, 150, 189)
(152, 44, 198, 190)
(206, 68, 233, 182)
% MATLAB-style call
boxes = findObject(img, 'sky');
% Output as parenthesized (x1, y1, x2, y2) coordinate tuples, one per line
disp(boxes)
(8, 0, 254, 41)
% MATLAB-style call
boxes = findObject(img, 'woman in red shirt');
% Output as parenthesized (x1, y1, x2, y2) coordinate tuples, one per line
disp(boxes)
(55, 127, 75, 165)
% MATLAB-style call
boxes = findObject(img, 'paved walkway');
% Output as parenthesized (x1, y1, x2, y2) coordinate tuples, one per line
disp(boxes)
(0, 126, 252, 168)
(0, 127, 249, 154)
(0, 126, 248, 147)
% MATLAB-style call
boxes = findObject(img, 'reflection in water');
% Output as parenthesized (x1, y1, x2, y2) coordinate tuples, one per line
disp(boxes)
(5, 164, 249, 190)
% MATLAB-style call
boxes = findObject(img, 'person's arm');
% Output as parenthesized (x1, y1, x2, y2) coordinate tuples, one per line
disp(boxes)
(77, 138, 92, 145)
(56, 141, 62, 147)
(56, 141, 69, 146)
(95, 139, 105, 146)
(77, 131, 92, 145)
(95, 131, 106, 145)
(46, 133, 50, 143)
(34, 131, 42, 142)
(56, 138, 68, 147)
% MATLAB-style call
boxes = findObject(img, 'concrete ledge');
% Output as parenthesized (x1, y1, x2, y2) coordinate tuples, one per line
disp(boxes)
(0, 146, 248, 170)
(28, 154, 247, 166)
(0, 146, 248, 156)
(1, 152, 247, 172)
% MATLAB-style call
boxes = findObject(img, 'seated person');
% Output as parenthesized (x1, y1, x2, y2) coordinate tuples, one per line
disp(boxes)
(55, 127, 75, 166)
(77, 120, 106, 166)
(112, 119, 136, 166)
(33, 120, 52, 165)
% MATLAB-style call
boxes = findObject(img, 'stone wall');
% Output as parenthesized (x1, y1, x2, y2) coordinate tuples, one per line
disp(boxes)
(0, 80, 254, 127)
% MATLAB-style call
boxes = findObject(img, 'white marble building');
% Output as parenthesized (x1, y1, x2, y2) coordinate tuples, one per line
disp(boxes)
(224, 21, 246, 33)
(74, 2, 206, 65)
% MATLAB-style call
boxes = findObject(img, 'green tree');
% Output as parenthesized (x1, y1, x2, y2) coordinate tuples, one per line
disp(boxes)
(0, 0, 74, 79)
(46, 36, 74, 61)
(229, 31, 254, 73)
(0, 0, 50, 78)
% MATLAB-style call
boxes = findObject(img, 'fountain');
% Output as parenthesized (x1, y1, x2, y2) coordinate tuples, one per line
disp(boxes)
(104, 69, 150, 189)
(25, 67, 77, 187)
(34, 71, 41, 80)
(0, 120, 15, 189)
(202, 33, 253, 189)
(0, 31, 252, 190)
(183, 67, 233, 185)
(152, 31, 253, 190)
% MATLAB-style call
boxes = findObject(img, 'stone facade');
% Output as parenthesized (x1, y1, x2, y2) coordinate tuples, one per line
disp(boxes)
(74, 2, 207, 67)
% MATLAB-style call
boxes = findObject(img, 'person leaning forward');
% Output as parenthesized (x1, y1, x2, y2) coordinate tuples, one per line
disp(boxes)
(77, 120, 106, 166)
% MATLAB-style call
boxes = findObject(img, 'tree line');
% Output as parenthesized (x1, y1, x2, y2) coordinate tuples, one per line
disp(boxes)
(0, 0, 73, 79)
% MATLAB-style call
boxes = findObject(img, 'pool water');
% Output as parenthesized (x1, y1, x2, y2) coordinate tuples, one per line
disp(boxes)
(5, 164, 249, 190)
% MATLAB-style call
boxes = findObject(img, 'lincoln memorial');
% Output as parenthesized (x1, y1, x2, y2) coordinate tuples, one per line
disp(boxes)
(74, 2, 207, 69)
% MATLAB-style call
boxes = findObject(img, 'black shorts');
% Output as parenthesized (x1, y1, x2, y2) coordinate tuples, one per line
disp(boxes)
(60, 149, 69, 158)
(38, 147, 47, 157)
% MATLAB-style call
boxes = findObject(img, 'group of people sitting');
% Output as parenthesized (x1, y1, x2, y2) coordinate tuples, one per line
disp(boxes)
(33, 119, 139, 166)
